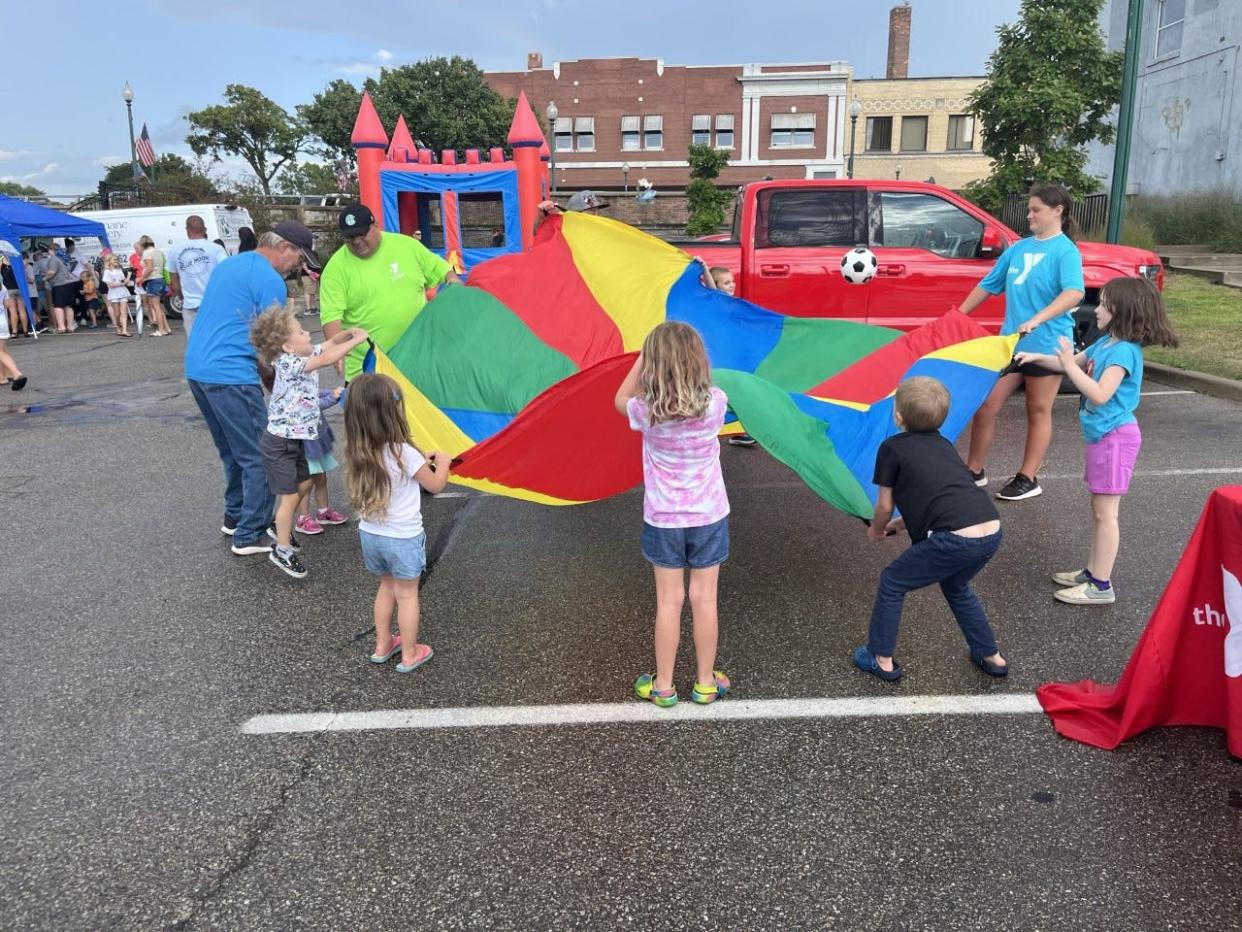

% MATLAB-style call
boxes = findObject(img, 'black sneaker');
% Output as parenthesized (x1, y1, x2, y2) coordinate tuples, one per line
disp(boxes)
(269, 548, 308, 579)
(996, 473, 1042, 501)
(231, 538, 273, 556)
(221, 516, 238, 536)
(728, 433, 758, 447)
(969, 469, 987, 488)
(267, 527, 301, 552)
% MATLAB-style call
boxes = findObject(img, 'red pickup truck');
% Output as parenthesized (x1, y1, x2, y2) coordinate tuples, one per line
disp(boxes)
(686, 180, 1163, 338)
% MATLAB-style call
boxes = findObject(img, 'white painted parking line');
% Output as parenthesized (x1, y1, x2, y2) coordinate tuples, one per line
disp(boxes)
(1040, 467, 1242, 481)
(1056, 389, 1195, 400)
(241, 693, 1042, 735)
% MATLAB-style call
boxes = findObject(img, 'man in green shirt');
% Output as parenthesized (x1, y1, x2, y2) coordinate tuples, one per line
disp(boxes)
(319, 204, 461, 380)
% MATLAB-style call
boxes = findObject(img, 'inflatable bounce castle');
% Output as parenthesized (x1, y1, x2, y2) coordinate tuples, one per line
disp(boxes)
(351, 90, 552, 271)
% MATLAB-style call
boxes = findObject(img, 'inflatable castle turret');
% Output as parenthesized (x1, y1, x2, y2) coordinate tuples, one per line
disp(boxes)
(351, 88, 551, 271)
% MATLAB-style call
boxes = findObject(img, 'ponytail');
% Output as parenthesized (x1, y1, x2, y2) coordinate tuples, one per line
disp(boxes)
(1029, 183, 1079, 241)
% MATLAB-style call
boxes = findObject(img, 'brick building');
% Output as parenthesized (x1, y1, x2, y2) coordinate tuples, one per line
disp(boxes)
(484, 3, 991, 191)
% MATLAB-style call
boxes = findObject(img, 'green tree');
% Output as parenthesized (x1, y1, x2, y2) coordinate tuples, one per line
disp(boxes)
(277, 161, 356, 196)
(685, 145, 734, 237)
(186, 85, 306, 195)
(964, 0, 1122, 213)
(298, 79, 366, 163)
(300, 57, 514, 161)
(100, 153, 220, 206)
(0, 181, 46, 198)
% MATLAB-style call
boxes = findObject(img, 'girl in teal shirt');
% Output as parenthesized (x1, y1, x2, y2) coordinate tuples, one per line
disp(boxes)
(1015, 278, 1178, 605)
(959, 184, 1086, 502)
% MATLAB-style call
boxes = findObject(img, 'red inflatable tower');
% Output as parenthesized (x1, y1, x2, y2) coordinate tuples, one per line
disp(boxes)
(387, 115, 420, 236)
(351, 91, 389, 223)
(508, 91, 546, 250)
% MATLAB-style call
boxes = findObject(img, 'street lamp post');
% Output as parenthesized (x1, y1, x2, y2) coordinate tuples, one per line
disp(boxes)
(122, 81, 138, 184)
(622, 162, 630, 192)
(546, 100, 559, 195)
(847, 97, 863, 179)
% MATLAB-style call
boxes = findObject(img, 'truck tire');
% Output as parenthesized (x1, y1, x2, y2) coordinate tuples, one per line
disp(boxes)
(164, 292, 183, 321)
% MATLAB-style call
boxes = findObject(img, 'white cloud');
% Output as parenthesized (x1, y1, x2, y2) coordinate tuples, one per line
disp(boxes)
(376, 48, 393, 62)
(93, 155, 128, 167)
(0, 150, 31, 162)
(337, 62, 381, 77)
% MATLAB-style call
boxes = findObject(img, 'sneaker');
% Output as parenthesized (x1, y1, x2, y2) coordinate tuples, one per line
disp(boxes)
(295, 513, 324, 535)
(221, 517, 238, 536)
(266, 527, 301, 552)
(269, 548, 308, 579)
(728, 433, 758, 447)
(996, 473, 1042, 501)
(1051, 569, 1089, 587)
(230, 538, 273, 556)
(970, 469, 987, 488)
(316, 507, 350, 526)
(1054, 581, 1116, 605)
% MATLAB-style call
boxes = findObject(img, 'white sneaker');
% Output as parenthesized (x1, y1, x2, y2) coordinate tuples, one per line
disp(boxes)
(1055, 581, 1116, 605)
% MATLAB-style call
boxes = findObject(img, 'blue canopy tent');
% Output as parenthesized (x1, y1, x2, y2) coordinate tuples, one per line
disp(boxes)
(0, 194, 111, 328)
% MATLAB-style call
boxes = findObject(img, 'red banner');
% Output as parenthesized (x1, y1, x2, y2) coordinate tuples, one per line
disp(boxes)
(1037, 486, 1242, 758)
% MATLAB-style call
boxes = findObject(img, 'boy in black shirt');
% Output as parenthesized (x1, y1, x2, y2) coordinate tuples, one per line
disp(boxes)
(854, 376, 1008, 681)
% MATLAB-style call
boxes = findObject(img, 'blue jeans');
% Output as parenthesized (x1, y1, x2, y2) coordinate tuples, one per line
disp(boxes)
(188, 379, 273, 545)
(867, 529, 1002, 659)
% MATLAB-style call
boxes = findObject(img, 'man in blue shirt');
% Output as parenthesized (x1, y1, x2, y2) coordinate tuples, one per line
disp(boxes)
(185, 220, 320, 555)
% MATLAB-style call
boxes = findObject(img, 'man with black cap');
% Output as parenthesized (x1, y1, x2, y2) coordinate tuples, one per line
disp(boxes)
(319, 203, 461, 382)
(185, 219, 322, 557)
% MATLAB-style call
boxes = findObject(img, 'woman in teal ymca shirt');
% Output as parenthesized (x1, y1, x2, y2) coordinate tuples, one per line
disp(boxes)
(959, 184, 1086, 502)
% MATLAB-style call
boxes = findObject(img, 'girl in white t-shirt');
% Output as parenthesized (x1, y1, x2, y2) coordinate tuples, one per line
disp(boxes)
(102, 254, 132, 337)
(614, 321, 731, 708)
(344, 374, 451, 674)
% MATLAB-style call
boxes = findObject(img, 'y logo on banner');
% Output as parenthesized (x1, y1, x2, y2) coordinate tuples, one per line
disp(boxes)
(1223, 566, 1242, 677)
(1013, 253, 1046, 286)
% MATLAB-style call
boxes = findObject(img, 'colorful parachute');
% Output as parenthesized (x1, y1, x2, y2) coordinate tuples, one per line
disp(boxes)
(369, 212, 1016, 518)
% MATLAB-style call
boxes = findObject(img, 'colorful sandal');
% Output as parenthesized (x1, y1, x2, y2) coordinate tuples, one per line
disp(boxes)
(634, 674, 678, 708)
(691, 670, 731, 704)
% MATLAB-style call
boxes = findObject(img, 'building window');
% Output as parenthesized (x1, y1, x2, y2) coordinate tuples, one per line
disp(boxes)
(643, 115, 664, 150)
(574, 117, 595, 152)
(947, 115, 975, 151)
(691, 114, 711, 146)
(1156, 0, 1184, 57)
(771, 112, 816, 149)
(621, 116, 641, 151)
(899, 115, 928, 152)
(865, 116, 893, 152)
(715, 114, 734, 149)
(554, 117, 573, 153)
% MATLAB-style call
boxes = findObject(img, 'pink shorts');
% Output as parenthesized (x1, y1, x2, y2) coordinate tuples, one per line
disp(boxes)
(1084, 422, 1142, 495)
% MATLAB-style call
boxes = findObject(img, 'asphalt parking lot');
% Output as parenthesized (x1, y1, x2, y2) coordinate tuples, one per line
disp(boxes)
(3, 326, 1241, 931)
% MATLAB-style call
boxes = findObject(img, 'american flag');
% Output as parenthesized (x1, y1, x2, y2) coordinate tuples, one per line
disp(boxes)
(136, 123, 156, 167)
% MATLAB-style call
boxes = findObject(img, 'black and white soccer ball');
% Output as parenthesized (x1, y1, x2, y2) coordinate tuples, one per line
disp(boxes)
(840, 246, 878, 285)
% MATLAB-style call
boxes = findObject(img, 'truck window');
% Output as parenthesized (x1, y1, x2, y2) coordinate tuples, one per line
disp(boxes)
(874, 192, 984, 259)
(755, 189, 863, 248)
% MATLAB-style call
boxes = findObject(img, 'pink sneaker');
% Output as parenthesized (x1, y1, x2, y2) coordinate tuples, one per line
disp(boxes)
(316, 507, 349, 526)
(295, 513, 324, 535)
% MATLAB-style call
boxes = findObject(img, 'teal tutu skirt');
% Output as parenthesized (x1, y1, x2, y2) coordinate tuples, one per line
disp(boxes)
(308, 452, 338, 475)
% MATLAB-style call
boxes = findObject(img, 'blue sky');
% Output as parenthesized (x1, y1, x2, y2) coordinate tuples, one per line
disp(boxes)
(2, 0, 1023, 198)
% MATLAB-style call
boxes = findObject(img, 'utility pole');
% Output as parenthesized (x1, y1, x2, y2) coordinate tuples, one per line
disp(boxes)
(1106, 0, 1143, 244)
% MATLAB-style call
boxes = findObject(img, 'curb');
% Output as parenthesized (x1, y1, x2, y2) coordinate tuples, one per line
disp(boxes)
(1146, 361, 1242, 404)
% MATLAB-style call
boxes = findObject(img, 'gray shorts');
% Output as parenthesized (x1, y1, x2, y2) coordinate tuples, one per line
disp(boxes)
(260, 432, 310, 495)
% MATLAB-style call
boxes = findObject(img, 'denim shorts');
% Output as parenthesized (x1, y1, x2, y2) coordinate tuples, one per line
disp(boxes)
(641, 517, 729, 569)
(360, 530, 427, 580)
(143, 279, 167, 296)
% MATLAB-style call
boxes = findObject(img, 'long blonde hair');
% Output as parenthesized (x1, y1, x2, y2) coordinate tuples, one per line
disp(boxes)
(640, 321, 713, 424)
(344, 374, 416, 519)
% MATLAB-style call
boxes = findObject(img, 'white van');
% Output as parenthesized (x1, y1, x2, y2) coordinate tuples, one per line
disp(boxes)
(68, 204, 254, 264)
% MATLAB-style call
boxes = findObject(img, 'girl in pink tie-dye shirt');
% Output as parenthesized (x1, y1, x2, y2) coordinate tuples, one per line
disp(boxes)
(614, 321, 731, 709)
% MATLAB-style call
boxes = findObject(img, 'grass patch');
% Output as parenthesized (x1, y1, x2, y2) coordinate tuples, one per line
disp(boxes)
(1146, 273, 1242, 381)
(1130, 192, 1242, 253)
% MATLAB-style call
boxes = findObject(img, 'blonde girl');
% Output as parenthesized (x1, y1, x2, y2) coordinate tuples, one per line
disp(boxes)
(344, 374, 451, 673)
(614, 321, 731, 707)
(102, 255, 131, 337)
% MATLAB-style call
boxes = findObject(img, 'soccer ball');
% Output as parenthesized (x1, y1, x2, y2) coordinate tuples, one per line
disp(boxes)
(840, 246, 878, 285)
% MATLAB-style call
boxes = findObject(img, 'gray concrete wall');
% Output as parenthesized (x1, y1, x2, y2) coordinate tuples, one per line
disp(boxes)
(1087, 0, 1240, 196)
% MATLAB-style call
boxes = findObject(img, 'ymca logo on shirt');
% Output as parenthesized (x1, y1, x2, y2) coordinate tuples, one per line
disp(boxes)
(390, 262, 404, 282)
(1011, 253, 1046, 286)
